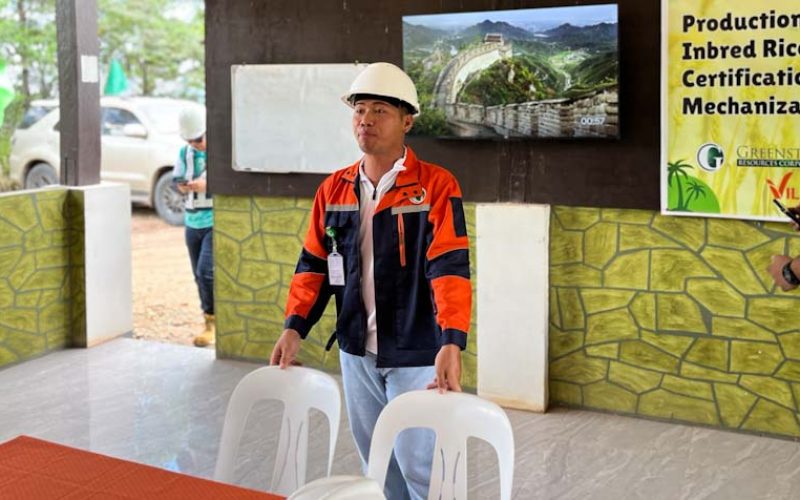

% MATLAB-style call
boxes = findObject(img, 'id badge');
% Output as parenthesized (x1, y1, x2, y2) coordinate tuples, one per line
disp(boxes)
(328, 252, 345, 286)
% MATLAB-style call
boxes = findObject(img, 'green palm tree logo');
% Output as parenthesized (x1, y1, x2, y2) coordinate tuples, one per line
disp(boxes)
(684, 179, 707, 211)
(667, 159, 694, 211)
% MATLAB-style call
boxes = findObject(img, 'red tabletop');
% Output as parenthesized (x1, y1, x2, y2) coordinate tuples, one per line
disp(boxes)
(0, 435, 285, 499)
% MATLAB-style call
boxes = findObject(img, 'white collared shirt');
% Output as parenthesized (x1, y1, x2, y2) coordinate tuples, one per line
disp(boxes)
(359, 150, 407, 354)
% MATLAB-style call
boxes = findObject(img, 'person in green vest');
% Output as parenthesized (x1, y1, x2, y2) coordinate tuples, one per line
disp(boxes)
(174, 105, 214, 347)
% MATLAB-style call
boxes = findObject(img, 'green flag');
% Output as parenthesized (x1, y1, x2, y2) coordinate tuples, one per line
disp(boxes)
(0, 59, 15, 126)
(104, 58, 129, 96)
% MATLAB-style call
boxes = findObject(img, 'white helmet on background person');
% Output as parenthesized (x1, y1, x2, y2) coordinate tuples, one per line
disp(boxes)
(178, 105, 206, 141)
(342, 62, 420, 116)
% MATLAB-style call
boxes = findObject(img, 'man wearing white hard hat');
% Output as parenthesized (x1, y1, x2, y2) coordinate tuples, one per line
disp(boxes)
(174, 105, 215, 347)
(271, 62, 472, 499)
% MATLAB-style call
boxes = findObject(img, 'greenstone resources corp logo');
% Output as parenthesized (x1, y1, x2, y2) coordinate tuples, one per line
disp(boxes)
(697, 143, 724, 172)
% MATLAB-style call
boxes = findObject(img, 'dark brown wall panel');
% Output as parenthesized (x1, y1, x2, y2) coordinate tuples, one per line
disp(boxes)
(206, 0, 660, 209)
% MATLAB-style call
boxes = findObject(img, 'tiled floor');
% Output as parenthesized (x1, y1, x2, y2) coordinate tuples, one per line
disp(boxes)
(1, 338, 799, 499)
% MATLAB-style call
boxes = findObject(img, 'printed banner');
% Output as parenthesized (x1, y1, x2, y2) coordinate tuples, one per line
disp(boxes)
(661, 0, 800, 220)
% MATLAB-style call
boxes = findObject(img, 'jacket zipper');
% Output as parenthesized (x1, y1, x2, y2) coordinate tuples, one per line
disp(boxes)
(397, 213, 406, 267)
(354, 178, 368, 353)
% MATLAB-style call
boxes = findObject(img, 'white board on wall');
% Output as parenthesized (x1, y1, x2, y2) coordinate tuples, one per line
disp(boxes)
(231, 63, 366, 174)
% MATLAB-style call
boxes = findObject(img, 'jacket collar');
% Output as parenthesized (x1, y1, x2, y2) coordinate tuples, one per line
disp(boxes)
(394, 146, 421, 188)
(341, 146, 421, 188)
(341, 147, 424, 212)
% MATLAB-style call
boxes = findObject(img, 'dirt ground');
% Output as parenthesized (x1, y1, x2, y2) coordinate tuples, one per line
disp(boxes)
(131, 207, 206, 346)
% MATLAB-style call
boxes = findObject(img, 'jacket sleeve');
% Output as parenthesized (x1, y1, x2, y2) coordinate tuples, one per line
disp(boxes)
(284, 183, 332, 338)
(425, 173, 472, 350)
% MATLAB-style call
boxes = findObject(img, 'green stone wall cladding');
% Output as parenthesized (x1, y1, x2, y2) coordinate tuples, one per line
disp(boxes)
(213, 195, 478, 388)
(0, 188, 75, 368)
(216, 197, 800, 438)
(550, 206, 800, 438)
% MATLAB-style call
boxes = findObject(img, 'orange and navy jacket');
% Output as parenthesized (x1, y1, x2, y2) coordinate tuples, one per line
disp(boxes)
(284, 147, 472, 368)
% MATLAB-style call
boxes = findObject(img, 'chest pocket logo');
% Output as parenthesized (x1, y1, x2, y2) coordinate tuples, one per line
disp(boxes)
(409, 188, 427, 205)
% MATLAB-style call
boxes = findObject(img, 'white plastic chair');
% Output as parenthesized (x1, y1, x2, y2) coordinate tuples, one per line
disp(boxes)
(287, 475, 386, 500)
(213, 366, 341, 496)
(367, 390, 514, 500)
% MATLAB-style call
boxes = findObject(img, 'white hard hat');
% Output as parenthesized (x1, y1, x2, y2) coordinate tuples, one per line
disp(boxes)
(342, 62, 420, 116)
(178, 105, 206, 141)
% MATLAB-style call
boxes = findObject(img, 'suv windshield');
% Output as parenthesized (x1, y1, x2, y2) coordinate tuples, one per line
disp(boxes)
(138, 101, 193, 134)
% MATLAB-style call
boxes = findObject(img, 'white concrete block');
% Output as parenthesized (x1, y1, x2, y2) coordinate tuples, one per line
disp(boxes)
(476, 203, 549, 412)
(77, 183, 133, 346)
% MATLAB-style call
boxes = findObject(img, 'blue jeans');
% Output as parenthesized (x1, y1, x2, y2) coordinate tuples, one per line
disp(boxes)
(339, 350, 435, 500)
(185, 226, 214, 315)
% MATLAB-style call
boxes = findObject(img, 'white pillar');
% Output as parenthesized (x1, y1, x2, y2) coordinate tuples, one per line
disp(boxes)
(74, 183, 132, 346)
(476, 203, 549, 412)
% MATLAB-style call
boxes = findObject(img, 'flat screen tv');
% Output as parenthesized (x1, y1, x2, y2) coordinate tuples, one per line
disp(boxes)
(403, 4, 619, 139)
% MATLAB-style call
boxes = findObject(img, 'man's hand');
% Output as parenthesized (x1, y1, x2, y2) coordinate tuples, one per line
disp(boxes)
(175, 182, 190, 194)
(270, 329, 302, 368)
(186, 178, 207, 193)
(768, 255, 798, 292)
(790, 206, 800, 231)
(427, 344, 462, 393)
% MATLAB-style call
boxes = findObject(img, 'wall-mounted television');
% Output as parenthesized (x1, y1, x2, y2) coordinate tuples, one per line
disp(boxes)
(403, 4, 619, 140)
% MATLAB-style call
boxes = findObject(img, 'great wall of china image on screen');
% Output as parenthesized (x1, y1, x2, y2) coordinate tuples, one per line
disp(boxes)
(403, 4, 619, 139)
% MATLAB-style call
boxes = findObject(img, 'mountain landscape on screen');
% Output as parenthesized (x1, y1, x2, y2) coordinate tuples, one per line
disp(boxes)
(403, 4, 619, 139)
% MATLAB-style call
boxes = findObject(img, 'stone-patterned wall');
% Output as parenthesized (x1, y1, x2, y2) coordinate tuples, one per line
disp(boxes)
(550, 206, 800, 438)
(216, 198, 800, 437)
(213, 195, 479, 388)
(0, 188, 74, 368)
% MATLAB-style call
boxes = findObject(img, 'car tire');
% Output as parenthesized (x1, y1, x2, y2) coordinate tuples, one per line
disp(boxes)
(153, 171, 185, 226)
(25, 162, 59, 189)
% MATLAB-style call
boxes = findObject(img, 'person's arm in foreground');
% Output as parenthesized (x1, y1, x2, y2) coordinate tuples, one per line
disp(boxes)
(271, 328, 302, 368)
(768, 205, 800, 291)
(768, 255, 800, 292)
(270, 184, 332, 368)
(424, 174, 472, 393)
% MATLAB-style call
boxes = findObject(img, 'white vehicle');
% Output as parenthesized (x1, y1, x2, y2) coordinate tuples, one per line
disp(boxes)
(9, 96, 201, 225)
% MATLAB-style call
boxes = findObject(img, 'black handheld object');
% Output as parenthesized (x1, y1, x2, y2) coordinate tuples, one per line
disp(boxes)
(773, 199, 800, 225)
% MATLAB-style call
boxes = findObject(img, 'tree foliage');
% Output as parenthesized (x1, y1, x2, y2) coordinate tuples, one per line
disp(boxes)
(98, 0, 204, 98)
(0, 0, 204, 175)
(0, 0, 58, 103)
(0, 0, 58, 175)
(0, 0, 203, 103)
(405, 57, 451, 136)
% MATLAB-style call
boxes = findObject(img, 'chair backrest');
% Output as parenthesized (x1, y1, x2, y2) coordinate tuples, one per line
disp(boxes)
(366, 390, 514, 500)
(213, 366, 341, 496)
